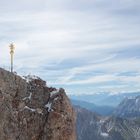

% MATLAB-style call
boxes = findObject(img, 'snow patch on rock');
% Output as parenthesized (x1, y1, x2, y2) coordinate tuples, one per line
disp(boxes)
(45, 102, 53, 112)
(23, 92, 32, 101)
(24, 106, 36, 112)
(22, 75, 40, 83)
(50, 90, 59, 97)
(100, 132, 109, 137)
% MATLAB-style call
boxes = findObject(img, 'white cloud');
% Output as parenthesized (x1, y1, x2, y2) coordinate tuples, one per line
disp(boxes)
(0, 0, 140, 94)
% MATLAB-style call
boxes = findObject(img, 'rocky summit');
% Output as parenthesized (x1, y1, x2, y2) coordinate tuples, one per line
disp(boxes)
(0, 68, 76, 140)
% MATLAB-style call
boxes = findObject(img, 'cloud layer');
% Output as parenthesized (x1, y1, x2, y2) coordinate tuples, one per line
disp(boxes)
(0, 0, 140, 94)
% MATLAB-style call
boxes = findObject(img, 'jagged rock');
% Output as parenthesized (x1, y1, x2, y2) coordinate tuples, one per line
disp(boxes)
(0, 68, 76, 140)
(75, 106, 140, 140)
(113, 96, 140, 118)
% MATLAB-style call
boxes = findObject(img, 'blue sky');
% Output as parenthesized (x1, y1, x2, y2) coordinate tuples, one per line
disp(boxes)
(0, 0, 140, 95)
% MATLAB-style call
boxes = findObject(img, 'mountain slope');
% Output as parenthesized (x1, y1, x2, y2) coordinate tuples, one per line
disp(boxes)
(0, 68, 76, 140)
(114, 96, 140, 118)
(75, 106, 140, 140)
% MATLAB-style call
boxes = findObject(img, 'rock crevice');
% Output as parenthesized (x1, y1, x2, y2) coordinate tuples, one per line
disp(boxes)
(0, 68, 76, 140)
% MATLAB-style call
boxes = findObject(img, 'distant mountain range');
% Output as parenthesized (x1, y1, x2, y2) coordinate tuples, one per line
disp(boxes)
(70, 92, 140, 107)
(74, 94, 140, 140)
(71, 99, 114, 116)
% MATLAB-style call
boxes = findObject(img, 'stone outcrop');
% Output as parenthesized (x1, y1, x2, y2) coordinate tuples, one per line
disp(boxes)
(0, 68, 76, 140)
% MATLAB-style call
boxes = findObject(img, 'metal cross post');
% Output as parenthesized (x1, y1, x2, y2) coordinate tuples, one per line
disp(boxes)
(9, 43, 15, 73)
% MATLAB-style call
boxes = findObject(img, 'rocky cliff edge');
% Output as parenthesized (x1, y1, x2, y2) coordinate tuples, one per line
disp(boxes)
(0, 68, 76, 140)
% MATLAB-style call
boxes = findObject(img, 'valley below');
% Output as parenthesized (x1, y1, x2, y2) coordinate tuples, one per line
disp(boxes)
(71, 94, 140, 140)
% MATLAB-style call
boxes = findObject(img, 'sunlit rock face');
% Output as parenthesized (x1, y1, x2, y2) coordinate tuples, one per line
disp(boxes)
(0, 68, 76, 140)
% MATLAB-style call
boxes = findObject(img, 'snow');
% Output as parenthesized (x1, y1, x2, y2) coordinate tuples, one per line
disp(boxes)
(45, 102, 53, 112)
(23, 92, 32, 100)
(54, 97, 59, 101)
(100, 132, 109, 137)
(22, 75, 39, 83)
(50, 90, 58, 97)
(24, 106, 36, 112)
(44, 96, 59, 112)
(106, 121, 114, 132)
(136, 98, 140, 104)
(99, 120, 105, 124)
(22, 106, 44, 115)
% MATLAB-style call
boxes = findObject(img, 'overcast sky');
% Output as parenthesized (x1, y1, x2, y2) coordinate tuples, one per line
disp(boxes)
(0, 0, 140, 95)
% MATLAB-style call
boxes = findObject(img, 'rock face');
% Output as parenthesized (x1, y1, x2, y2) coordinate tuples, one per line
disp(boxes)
(75, 106, 140, 140)
(75, 106, 102, 140)
(114, 96, 140, 118)
(0, 68, 76, 140)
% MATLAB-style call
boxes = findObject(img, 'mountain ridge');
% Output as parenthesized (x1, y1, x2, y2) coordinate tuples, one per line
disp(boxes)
(114, 95, 140, 118)
(70, 92, 140, 107)
(75, 106, 140, 140)
(0, 68, 76, 140)
(71, 99, 114, 116)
